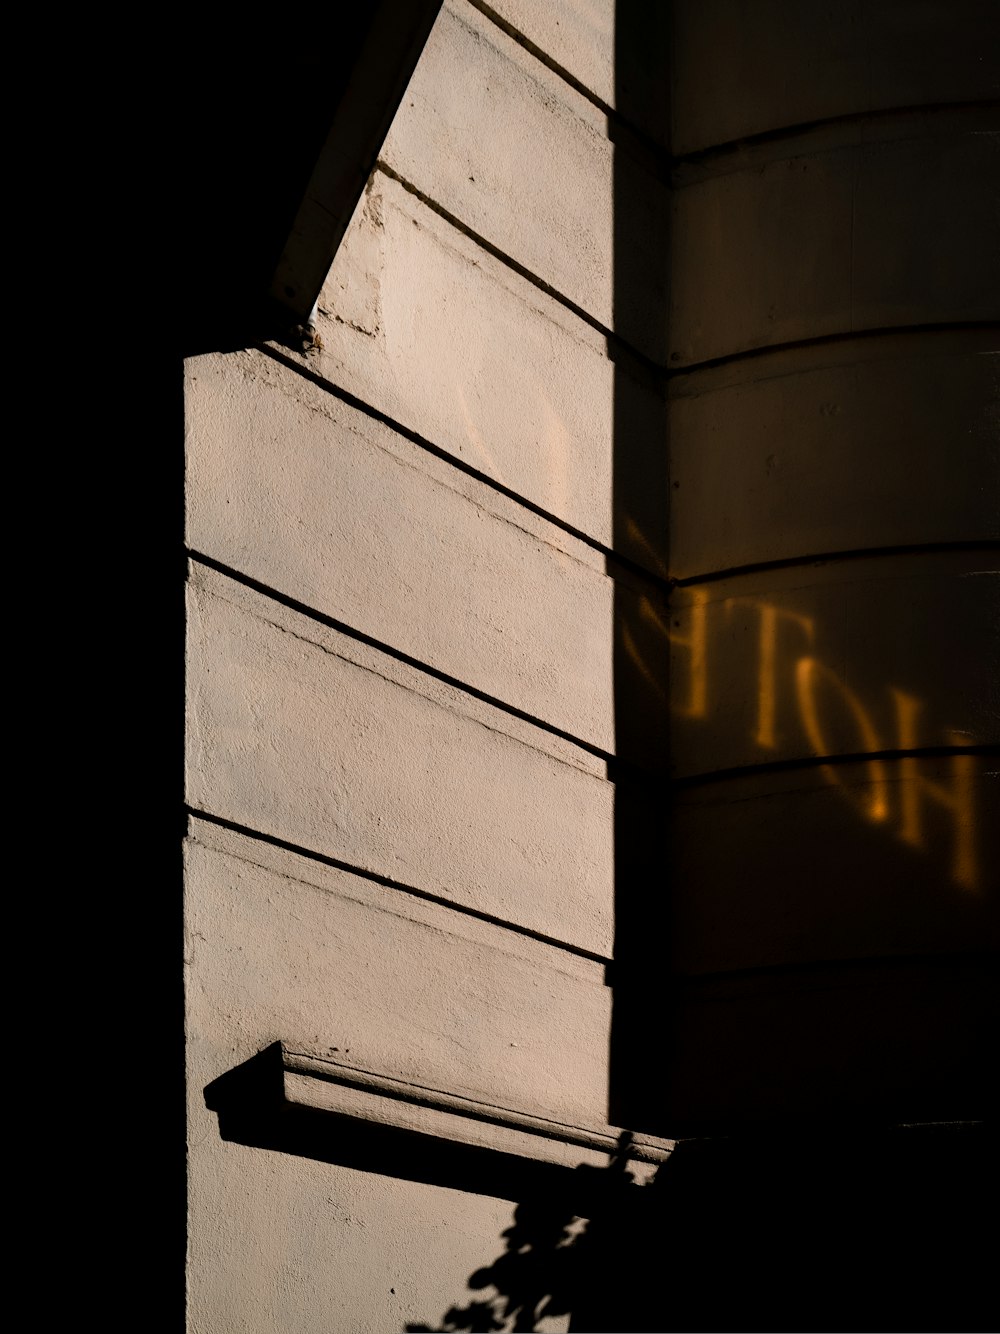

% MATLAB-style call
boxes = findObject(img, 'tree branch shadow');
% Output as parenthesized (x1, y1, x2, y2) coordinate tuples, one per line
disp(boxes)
(406, 1133, 658, 1334)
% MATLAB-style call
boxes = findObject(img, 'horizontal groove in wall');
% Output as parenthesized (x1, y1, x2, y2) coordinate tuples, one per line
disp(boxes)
(452, 16, 997, 183)
(669, 949, 998, 988)
(465, 0, 669, 173)
(673, 99, 1000, 175)
(674, 540, 1000, 589)
(186, 807, 613, 966)
(671, 743, 997, 793)
(257, 344, 672, 593)
(668, 324, 998, 396)
(667, 321, 1000, 379)
(465, 0, 613, 119)
(376, 162, 662, 377)
(186, 548, 992, 784)
(188, 549, 619, 763)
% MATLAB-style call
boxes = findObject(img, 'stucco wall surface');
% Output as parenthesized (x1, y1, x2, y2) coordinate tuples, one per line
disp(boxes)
(281, 160, 667, 572)
(185, 4, 642, 1329)
(185, 0, 997, 1325)
(186, 824, 580, 1334)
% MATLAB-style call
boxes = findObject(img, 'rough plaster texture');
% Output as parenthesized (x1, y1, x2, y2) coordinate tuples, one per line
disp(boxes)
(186, 1145, 542, 1334)
(382, 0, 669, 359)
(186, 349, 623, 753)
(482, 0, 670, 144)
(289, 169, 667, 571)
(186, 819, 611, 1127)
(184, 12, 645, 1326)
(668, 333, 999, 576)
(186, 827, 583, 1334)
(186, 563, 614, 956)
(483, 0, 616, 109)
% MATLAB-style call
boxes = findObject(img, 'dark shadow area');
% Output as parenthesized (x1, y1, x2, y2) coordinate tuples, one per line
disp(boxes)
(404, 1135, 660, 1334)
(60, 344, 189, 1328)
(601, 2, 997, 1330)
(606, 0, 674, 1139)
(88, 352, 189, 1323)
(638, 1124, 998, 1333)
(607, 0, 997, 1138)
(154, 2, 441, 355)
(404, 1124, 997, 1333)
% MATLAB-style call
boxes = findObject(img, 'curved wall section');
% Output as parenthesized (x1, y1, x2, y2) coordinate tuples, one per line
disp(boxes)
(653, 1, 999, 1133)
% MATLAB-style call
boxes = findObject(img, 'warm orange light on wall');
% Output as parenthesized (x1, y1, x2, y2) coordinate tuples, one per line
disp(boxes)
(892, 691, 979, 892)
(796, 656, 889, 823)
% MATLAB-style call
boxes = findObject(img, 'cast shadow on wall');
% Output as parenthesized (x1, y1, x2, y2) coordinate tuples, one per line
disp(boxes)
(204, 1043, 996, 1329)
(404, 1125, 997, 1334)
(405, 1135, 649, 1334)
(205, 1056, 665, 1331)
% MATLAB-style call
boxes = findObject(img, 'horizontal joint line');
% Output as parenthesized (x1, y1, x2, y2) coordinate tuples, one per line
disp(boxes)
(186, 808, 612, 965)
(255, 343, 673, 595)
(187, 550, 614, 763)
(667, 322, 1000, 378)
(675, 540, 1000, 586)
(376, 162, 662, 374)
(464, 0, 669, 167)
(674, 745, 995, 789)
(671, 99, 1000, 169)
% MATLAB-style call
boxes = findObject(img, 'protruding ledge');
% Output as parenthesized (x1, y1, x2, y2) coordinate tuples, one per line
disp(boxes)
(279, 1043, 673, 1178)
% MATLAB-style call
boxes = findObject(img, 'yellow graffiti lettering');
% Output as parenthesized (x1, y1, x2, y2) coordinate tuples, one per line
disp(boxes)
(622, 620, 667, 701)
(728, 600, 814, 749)
(668, 588, 708, 719)
(795, 657, 889, 823)
(891, 690, 978, 891)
